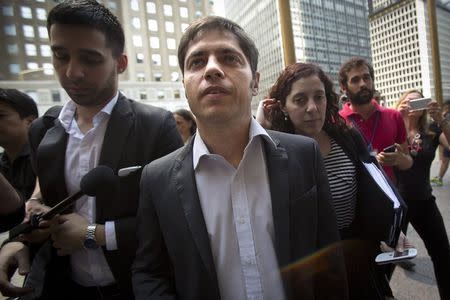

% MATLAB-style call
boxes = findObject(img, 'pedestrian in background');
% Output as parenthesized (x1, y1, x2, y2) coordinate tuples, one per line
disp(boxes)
(395, 89, 450, 300)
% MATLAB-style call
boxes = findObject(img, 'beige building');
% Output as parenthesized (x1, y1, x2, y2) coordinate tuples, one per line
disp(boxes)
(369, 0, 450, 107)
(0, 0, 213, 110)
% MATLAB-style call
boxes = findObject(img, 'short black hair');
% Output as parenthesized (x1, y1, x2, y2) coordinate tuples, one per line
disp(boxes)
(47, 0, 124, 57)
(0, 88, 38, 119)
(178, 16, 258, 76)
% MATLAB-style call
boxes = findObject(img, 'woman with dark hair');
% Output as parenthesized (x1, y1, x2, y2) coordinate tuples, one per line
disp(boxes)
(395, 90, 450, 299)
(256, 62, 409, 299)
(173, 108, 197, 144)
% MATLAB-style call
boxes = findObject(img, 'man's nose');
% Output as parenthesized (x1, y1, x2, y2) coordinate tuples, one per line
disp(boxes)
(65, 60, 84, 80)
(204, 57, 224, 80)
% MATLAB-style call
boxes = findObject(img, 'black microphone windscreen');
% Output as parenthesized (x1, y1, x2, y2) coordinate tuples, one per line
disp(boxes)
(80, 165, 118, 196)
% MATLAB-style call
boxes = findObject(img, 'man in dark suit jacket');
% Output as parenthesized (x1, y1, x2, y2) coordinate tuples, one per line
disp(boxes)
(0, 1, 182, 299)
(132, 16, 348, 300)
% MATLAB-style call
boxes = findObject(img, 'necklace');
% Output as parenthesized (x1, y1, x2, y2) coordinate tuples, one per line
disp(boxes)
(408, 132, 422, 156)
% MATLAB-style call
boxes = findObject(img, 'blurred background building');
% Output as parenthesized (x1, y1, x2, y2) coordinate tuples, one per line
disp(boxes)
(224, 0, 372, 109)
(0, 0, 213, 114)
(369, 0, 450, 106)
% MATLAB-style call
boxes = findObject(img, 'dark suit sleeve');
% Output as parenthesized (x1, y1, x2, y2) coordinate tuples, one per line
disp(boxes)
(312, 142, 349, 299)
(132, 165, 176, 300)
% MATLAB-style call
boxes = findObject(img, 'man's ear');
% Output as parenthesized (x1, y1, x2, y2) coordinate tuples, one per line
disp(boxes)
(24, 116, 36, 127)
(117, 54, 128, 74)
(252, 72, 260, 96)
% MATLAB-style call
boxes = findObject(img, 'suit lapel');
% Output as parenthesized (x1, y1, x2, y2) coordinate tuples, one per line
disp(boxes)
(37, 121, 68, 206)
(98, 94, 133, 171)
(264, 135, 291, 267)
(174, 142, 218, 284)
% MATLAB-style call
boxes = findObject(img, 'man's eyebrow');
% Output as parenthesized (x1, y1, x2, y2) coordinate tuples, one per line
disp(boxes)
(50, 46, 103, 57)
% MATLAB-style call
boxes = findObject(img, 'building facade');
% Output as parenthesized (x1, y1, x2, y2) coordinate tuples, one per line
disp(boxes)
(224, 0, 372, 108)
(369, 0, 450, 107)
(0, 0, 213, 111)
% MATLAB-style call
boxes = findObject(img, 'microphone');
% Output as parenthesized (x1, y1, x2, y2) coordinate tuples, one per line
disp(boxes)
(8, 165, 118, 240)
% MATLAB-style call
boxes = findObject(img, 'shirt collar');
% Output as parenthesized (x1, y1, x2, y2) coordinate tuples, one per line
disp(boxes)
(192, 118, 275, 170)
(58, 92, 119, 132)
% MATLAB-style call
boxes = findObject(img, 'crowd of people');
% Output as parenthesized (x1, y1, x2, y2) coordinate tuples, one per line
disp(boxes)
(0, 1, 449, 300)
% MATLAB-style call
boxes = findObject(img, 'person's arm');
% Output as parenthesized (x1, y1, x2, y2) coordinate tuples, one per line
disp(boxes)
(0, 174, 22, 215)
(0, 241, 33, 297)
(132, 165, 176, 300)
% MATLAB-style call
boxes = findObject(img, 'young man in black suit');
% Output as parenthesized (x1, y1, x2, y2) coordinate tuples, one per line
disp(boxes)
(133, 16, 348, 300)
(0, 1, 182, 299)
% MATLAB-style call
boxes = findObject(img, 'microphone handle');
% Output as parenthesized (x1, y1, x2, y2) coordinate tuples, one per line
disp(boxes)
(7, 190, 84, 241)
(41, 190, 84, 220)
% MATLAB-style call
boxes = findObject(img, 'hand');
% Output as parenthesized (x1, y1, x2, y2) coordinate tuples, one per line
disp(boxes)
(376, 143, 404, 166)
(380, 231, 414, 253)
(20, 200, 53, 244)
(50, 213, 88, 256)
(255, 98, 279, 129)
(0, 242, 33, 297)
(427, 101, 443, 123)
(397, 100, 410, 118)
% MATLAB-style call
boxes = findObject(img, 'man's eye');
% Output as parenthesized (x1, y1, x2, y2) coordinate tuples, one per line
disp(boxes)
(188, 58, 204, 69)
(224, 55, 239, 64)
(53, 52, 68, 61)
(81, 56, 102, 64)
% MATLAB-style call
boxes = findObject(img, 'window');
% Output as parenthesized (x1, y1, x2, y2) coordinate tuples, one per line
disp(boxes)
(25, 44, 37, 56)
(152, 54, 161, 65)
(139, 90, 147, 100)
(167, 38, 176, 50)
(163, 5, 172, 16)
(36, 8, 46, 20)
(38, 26, 48, 39)
(27, 62, 39, 70)
(21, 6, 32, 19)
(132, 17, 141, 29)
(132, 35, 142, 47)
(154, 73, 162, 82)
(2, 6, 13, 16)
(165, 21, 174, 33)
(137, 73, 145, 82)
(7, 44, 18, 55)
(40, 45, 51, 57)
(43, 63, 54, 75)
(180, 7, 188, 18)
(23, 25, 34, 38)
(146, 2, 156, 13)
(169, 55, 178, 67)
(136, 53, 144, 63)
(51, 90, 61, 102)
(148, 19, 158, 31)
(4, 25, 16, 36)
(150, 37, 160, 49)
(171, 72, 179, 82)
(181, 23, 189, 32)
(130, 0, 139, 11)
(9, 64, 20, 74)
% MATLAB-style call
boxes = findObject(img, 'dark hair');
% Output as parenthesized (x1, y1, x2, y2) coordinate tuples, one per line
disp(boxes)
(338, 57, 374, 90)
(0, 88, 38, 119)
(177, 16, 258, 76)
(47, 0, 124, 58)
(268, 63, 348, 135)
(174, 108, 197, 135)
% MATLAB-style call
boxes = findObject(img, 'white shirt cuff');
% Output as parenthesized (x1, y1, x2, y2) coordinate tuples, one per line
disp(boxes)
(104, 221, 118, 251)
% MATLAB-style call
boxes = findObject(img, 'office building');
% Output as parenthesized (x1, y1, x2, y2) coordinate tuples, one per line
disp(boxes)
(369, 0, 450, 106)
(224, 0, 372, 107)
(0, 0, 213, 111)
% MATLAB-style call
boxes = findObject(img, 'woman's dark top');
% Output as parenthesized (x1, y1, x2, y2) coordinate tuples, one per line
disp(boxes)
(395, 124, 441, 201)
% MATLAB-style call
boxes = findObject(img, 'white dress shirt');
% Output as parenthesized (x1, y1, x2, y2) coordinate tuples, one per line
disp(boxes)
(193, 119, 285, 300)
(58, 93, 118, 286)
